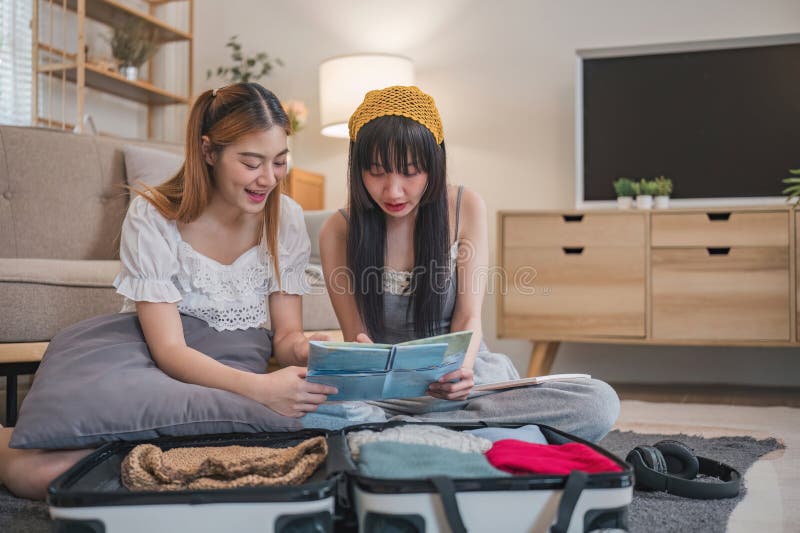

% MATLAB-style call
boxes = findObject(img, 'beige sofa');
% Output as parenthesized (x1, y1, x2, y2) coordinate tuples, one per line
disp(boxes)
(0, 125, 339, 423)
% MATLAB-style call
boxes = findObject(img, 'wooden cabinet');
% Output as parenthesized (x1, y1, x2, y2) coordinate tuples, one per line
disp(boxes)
(282, 168, 325, 210)
(651, 247, 789, 341)
(651, 209, 790, 341)
(500, 212, 646, 341)
(498, 206, 796, 376)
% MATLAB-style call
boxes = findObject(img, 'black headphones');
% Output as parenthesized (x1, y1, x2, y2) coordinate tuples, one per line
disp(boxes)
(626, 440, 741, 499)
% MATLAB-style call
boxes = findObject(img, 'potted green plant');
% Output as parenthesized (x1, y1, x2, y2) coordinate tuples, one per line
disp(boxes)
(107, 19, 159, 81)
(635, 178, 658, 209)
(206, 36, 283, 83)
(613, 178, 636, 209)
(782, 169, 800, 205)
(652, 175, 673, 209)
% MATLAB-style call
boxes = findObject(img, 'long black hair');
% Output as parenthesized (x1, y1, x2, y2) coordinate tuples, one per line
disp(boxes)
(346, 115, 449, 341)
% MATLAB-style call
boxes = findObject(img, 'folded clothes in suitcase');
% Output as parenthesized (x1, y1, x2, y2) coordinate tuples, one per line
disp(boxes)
(48, 422, 632, 533)
(335, 422, 633, 533)
(47, 429, 346, 533)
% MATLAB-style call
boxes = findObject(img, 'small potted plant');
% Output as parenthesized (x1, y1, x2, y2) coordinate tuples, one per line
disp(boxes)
(652, 175, 673, 209)
(782, 168, 800, 205)
(635, 178, 658, 209)
(613, 178, 636, 209)
(108, 19, 159, 81)
(207, 35, 283, 83)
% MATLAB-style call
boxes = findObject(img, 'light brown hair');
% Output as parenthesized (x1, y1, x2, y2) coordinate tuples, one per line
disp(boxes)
(135, 83, 290, 282)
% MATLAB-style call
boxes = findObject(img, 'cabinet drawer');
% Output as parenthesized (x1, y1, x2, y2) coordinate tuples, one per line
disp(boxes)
(651, 211, 788, 247)
(502, 246, 645, 338)
(504, 213, 645, 247)
(652, 247, 790, 341)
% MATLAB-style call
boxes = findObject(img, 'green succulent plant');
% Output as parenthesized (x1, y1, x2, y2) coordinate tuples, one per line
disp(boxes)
(636, 178, 659, 196)
(782, 168, 800, 204)
(613, 178, 637, 197)
(652, 175, 673, 196)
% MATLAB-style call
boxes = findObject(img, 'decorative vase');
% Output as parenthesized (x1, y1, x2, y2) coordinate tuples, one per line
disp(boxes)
(654, 195, 670, 209)
(120, 65, 138, 81)
(616, 196, 633, 209)
(636, 195, 653, 209)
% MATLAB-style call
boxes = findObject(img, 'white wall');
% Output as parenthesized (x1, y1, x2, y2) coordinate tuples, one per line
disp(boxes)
(194, 0, 800, 385)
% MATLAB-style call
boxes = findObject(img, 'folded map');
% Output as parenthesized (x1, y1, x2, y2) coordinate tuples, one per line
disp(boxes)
(306, 331, 472, 401)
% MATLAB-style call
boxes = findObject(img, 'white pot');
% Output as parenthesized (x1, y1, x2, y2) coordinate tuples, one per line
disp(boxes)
(636, 195, 653, 209)
(654, 195, 670, 209)
(616, 196, 633, 209)
(121, 65, 138, 81)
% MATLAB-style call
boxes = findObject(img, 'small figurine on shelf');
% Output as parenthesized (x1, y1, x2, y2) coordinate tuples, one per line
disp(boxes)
(107, 19, 159, 81)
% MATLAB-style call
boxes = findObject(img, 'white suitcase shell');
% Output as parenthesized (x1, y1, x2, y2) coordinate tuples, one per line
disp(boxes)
(48, 430, 341, 533)
(338, 422, 633, 533)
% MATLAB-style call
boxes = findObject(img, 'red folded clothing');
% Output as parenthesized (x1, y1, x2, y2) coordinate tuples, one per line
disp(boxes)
(485, 439, 622, 475)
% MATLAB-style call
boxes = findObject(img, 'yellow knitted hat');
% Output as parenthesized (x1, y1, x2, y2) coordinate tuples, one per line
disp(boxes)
(348, 86, 444, 145)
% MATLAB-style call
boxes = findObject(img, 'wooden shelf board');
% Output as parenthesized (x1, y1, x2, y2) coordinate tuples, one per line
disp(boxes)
(63, 0, 191, 43)
(35, 117, 76, 130)
(39, 63, 188, 105)
(38, 61, 77, 73)
(37, 42, 77, 61)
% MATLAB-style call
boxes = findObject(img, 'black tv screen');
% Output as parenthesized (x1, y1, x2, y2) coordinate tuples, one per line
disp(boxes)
(580, 37, 800, 202)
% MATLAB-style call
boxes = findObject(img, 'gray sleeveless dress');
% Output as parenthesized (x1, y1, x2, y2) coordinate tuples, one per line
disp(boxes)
(302, 187, 620, 442)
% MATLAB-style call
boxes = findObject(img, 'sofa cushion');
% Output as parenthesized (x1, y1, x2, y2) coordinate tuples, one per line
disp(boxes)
(303, 210, 335, 264)
(122, 144, 183, 188)
(0, 258, 122, 342)
(0, 258, 339, 342)
(0, 126, 183, 261)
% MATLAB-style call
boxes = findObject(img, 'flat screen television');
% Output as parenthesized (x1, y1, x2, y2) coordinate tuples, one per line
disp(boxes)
(576, 34, 800, 207)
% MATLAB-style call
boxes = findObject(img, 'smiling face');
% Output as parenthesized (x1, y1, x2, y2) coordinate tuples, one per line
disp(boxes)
(203, 128, 288, 215)
(362, 155, 429, 218)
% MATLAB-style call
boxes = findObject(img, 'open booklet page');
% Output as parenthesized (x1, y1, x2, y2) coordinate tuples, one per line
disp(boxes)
(471, 373, 591, 393)
(306, 331, 472, 401)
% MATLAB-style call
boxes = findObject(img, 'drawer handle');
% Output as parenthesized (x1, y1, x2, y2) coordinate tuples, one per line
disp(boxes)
(562, 214, 584, 223)
(562, 247, 585, 255)
(707, 212, 731, 221)
(707, 247, 731, 255)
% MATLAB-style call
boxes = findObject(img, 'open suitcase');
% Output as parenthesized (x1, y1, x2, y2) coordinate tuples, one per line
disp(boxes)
(48, 422, 632, 533)
(336, 422, 633, 533)
(47, 429, 346, 533)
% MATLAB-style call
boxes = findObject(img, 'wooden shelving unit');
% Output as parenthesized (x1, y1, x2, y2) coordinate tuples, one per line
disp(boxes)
(32, 0, 193, 138)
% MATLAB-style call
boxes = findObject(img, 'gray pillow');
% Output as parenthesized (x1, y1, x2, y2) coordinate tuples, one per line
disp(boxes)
(10, 313, 302, 450)
(122, 144, 183, 188)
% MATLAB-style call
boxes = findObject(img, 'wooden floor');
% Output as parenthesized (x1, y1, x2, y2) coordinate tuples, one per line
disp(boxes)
(612, 383, 800, 407)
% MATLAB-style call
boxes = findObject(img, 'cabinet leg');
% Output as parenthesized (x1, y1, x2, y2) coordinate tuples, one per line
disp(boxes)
(527, 341, 560, 377)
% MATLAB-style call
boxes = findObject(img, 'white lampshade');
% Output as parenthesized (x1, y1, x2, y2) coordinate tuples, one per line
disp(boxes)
(319, 54, 414, 138)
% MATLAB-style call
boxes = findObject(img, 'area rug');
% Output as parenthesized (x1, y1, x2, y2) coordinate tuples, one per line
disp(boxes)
(599, 430, 783, 533)
(0, 430, 782, 532)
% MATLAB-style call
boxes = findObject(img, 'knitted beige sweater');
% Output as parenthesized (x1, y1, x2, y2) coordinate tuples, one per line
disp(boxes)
(121, 436, 327, 492)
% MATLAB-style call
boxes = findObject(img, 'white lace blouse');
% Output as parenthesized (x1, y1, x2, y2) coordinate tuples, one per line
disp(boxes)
(113, 194, 310, 331)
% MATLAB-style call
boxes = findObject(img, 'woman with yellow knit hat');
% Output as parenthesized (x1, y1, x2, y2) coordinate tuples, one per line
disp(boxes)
(317, 86, 619, 442)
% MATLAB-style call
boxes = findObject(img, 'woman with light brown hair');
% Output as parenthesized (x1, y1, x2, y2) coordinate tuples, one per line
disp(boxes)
(0, 82, 336, 499)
